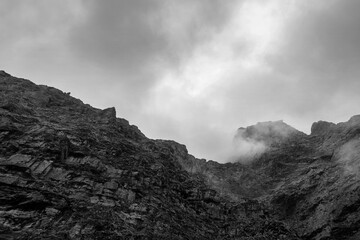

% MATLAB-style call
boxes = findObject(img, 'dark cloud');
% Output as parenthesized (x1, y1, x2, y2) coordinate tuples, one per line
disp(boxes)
(267, 0, 360, 88)
(232, 0, 360, 129)
(69, 0, 235, 72)
(159, 0, 238, 62)
(69, 0, 164, 73)
(67, 0, 237, 110)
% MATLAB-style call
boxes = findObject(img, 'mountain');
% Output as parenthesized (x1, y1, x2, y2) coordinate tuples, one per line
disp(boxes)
(0, 71, 298, 239)
(180, 115, 360, 239)
(0, 71, 359, 239)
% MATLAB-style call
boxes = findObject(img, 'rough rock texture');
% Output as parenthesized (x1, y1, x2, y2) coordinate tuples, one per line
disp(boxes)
(182, 117, 360, 239)
(2, 71, 360, 240)
(0, 72, 299, 239)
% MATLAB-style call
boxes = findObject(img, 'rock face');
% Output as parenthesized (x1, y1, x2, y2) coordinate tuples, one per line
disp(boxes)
(181, 118, 360, 239)
(1, 71, 360, 240)
(0, 72, 299, 239)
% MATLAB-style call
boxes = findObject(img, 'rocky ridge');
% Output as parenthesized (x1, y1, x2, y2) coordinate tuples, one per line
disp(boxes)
(1, 70, 360, 239)
(181, 116, 360, 239)
(0, 71, 298, 239)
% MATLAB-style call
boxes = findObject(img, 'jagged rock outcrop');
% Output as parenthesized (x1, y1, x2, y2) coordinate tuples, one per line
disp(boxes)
(310, 121, 336, 136)
(0, 71, 299, 239)
(182, 117, 360, 239)
(265, 117, 360, 239)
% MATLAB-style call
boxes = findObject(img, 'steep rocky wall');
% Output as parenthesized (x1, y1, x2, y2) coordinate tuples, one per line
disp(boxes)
(180, 114, 360, 239)
(0, 72, 299, 239)
(2, 71, 360, 239)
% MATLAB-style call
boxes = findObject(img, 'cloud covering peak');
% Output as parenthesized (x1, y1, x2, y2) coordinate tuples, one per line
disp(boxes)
(1, 0, 360, 162)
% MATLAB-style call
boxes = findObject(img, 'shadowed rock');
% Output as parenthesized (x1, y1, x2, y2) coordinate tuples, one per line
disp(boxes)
(0, 72, 300, 239)
(2, 71, 360, 239)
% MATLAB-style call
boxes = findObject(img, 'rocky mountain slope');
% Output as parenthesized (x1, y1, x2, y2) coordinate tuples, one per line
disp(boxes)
(0, 71, 298, 239)
(1, 70, 359, 239)
(180, 114, 360, 239)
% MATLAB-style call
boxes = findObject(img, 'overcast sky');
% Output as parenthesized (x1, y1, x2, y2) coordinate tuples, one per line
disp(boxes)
(1, 0, 360, 162)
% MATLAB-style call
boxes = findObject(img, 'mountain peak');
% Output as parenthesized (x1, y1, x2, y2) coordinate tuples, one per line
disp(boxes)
(310, 120, 336, 135)
(236, 120, 301, 145)
(348, 114, 360, 125)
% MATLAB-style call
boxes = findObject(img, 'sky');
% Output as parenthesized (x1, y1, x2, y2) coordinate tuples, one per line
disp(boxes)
(1, 0, 360, 162)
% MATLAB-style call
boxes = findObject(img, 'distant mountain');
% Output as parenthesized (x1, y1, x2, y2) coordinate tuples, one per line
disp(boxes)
(1, 71, 359, 239)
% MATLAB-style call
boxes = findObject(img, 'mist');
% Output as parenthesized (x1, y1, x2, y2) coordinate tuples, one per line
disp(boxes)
(231, 129, 267, 163)
(334, 140, 360, 176)
(1, 0, 360, 163)
(230, 121, 298, 163)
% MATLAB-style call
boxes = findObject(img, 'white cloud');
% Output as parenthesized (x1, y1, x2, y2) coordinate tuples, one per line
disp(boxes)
(2, 0, 360, 162)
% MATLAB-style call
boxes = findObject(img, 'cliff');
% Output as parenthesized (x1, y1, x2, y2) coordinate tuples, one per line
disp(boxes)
(181, 114, 360, 239)
(1, 71, 360, 239)
(0, 72, 298, 239)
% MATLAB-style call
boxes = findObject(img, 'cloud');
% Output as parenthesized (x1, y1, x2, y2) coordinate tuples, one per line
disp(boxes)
(140, 0, 360, 162)
(0, 0, 87, 86)
(230, 121, 297, 163)
(265, 0, 360, 115)
(334, 140, 360, 176)
(69, 0, 164, 73)
(2, 0, 360, 163)
(232, 135, 267, 163)
(68, 0, 236, 86)
(157, 0, 238, 62)
(139, 0, 293, 161)
(268, 1, 360, 77)
(0, 0, 237, 116)
(64, 0, 238, 115)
